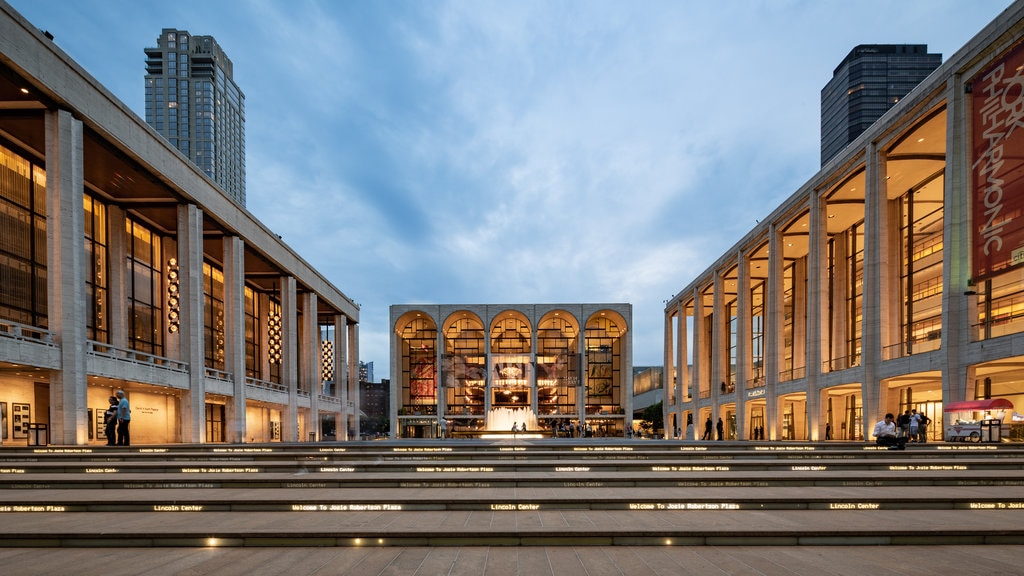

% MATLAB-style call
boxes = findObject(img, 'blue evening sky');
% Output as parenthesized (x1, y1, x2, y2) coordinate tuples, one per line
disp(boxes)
(7, 0, 1013, 378)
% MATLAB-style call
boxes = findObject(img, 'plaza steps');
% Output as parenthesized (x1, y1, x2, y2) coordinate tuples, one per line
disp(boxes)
(1, 440, 1023, 547)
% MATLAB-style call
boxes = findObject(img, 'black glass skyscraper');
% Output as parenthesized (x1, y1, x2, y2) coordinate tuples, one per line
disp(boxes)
(820, 44, 940, 166)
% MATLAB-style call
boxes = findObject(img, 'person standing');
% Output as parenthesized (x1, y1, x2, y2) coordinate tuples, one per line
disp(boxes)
(702, 416, 713, 440)
(103, 396, 118, 446)
(716, 418, 724, 440)
(115, 390, 131, 446)
(917, 412, 930, 443)
(873, 413, 907, 450)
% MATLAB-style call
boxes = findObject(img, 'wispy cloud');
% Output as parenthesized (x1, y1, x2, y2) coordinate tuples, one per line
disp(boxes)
(10, 0, 1012, 376)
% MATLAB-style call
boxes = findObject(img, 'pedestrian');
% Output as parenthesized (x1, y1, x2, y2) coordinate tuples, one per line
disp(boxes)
(873, 413, 907, 450)
(716, 417, 724, 440)
(511, 422, 518, 437)
(825, 422, 833, 441)
(897, 410, 911, 439)
(103, 396, 118, 446)
(115, 389, 131, 446)
(909, 410, 921, 442)
(702, 416, 713, 440)
(440, 418, 447, 440)
(918, 413, 930, 443)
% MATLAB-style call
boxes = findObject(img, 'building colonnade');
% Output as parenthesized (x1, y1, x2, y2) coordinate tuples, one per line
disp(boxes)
(0, 4, 359, 446)
(664, 2, 1024, 443)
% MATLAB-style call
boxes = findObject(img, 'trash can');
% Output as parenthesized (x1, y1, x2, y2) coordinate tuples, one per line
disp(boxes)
(26, 423, 48, 446)
(980, 419, 1002, 442)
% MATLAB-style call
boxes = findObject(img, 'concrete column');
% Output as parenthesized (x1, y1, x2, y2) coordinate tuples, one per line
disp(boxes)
(942, 77, 972, 405)
(178, 203, 205, 443)
(692, 287, 704, 408)
(332, 315, 346, 439)
(45, 109, 87, 445)
(806, 191, 826, 440)
(736, 249, 750, 439)
(106, 206, 128, 350)
(677, 300, 688, 436)
(576, 318, 585, 426)
(223, 236, 246, 442)
(347, 321, 359, 438)
(337, 316, 352, 439)
(662, 307, 674, 434)
(281, 276, 298, 442)
(711, 272, 723, 413)
(766, 223, 783, 440)
(862, 142, 885, 434)
(302, 291, 319, 441)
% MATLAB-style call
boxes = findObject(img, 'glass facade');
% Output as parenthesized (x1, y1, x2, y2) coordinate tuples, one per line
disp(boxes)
(393, 305, 631, 438)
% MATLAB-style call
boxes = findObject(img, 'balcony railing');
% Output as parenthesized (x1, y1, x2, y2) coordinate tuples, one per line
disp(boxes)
(778, 365, 806, 382)
(245, 376, 287, 393)
(87, 341, 188, 372)
(0, 319, 56, 346)
(821, 355, 860, 373)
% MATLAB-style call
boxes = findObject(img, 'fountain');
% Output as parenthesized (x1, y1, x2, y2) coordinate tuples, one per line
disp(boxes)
(486, 406, 539, 432)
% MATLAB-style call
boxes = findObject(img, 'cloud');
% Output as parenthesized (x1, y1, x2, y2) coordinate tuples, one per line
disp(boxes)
(7, 0, 1013, 378)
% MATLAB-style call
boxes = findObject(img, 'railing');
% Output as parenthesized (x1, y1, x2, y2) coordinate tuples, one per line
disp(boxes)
(318, 394, 340, 405)
(778, 365, 806, 382)
(205, 367, 232, 381)
(245, 376, 287, 393)
(87, 341, 188, 372)
(821, 355, 860, 373)
(0, 319, 56, 346)
(881, 337, 941, 361)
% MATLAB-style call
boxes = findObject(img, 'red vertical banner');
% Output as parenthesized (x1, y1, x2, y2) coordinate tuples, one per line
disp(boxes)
(972, 41, 1024, 281)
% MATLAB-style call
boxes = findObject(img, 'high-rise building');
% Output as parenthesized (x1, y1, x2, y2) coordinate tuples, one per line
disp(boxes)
(359, 361, 374, 384)
(145, 29, 246, 204)
(820, 44, 940, 166)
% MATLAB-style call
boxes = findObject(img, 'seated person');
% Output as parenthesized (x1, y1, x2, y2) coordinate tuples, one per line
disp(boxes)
(873, 413, 907, 450)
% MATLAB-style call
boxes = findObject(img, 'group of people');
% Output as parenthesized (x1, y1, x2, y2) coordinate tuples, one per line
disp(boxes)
(873, 409, 929, 450)
(700, 416, 727, 440)
(103, 390, 131, 446)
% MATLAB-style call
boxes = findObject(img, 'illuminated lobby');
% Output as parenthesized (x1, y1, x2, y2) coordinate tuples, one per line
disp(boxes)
(664, 8, 1024, 443)
(389, 304, 633, 439)
(0, 6, 360, 446)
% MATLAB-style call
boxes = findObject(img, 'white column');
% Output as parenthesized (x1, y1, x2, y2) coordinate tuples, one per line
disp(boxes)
(806, 191, 826, 440)
(347, 321, 359, 438)
(46, 109, 87, 445)
(106, 206, 128, 350)
(302, 291, 319, 441)
(281, 276, 298, 442)
(677, 300, 688, 437)
(942, 78, 971, 406)
(223, 236, 246, 442)
(862, 142, 885, 434)
(178, 203, 205, 443)
(736, 249, 750, 439)
(766, 223, 783, 440)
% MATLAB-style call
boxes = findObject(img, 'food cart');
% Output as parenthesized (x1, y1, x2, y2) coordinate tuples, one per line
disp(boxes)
(943, 398, 1013, 442)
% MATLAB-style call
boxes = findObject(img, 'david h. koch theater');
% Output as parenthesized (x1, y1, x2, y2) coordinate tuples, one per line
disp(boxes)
(0, 2, 360, 447)
(665, 1, 1024, 444)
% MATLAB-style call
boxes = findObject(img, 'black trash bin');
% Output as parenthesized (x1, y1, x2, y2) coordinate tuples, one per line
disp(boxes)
(980, 419, 1002, 442)
(26, 423, 48, 446)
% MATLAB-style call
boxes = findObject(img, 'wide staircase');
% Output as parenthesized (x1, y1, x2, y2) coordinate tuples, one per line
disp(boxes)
(1, 439, 1023, 548)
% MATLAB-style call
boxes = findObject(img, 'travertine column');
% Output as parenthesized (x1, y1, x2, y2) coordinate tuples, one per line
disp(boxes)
(46, 109, 87, 444)
(223, 236, 246, 442)
(178, 203, 205, 443)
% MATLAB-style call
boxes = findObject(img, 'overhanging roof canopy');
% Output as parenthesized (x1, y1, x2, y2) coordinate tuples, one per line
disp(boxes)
(943, 399, 1014, 413)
